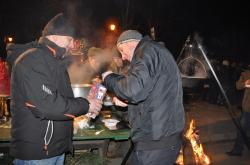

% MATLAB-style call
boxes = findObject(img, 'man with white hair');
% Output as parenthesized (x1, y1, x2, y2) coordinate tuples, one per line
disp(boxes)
(101, 30, 185, 165)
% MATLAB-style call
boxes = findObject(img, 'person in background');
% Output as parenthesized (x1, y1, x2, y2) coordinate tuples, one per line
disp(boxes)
(216, 59, 231, 106)
(108, 46, 130, 108)
(6, 41, 37, 76)
(101, 30, 185, 165)
(105, 47, 131, 158)
(0, 57, 10, 95)
(87, 47, 112, 75)
(226, 65, 250, 156)
(110, 47, 130, 75)
(10, 13, 102, 165)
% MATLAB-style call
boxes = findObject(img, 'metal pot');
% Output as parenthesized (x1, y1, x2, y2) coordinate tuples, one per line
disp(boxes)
(71, 84, 92, 98)
(182, 77, 206, 88)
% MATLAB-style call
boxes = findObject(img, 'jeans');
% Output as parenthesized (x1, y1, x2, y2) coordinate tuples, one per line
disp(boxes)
(127, 141, 182, 165)
(13, 154, 65, 165)
(232, 112, 250, 153)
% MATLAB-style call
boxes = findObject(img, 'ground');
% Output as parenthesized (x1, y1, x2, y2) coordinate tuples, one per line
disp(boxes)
(106, 100, 250, 165)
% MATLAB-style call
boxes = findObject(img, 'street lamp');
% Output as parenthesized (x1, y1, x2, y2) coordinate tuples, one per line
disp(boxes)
(7, 37, 13, 42)
(5, 36, 13, 43)
(109, 24, 116, 31)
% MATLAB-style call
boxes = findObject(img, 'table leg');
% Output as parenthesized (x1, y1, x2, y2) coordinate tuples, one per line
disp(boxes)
(98, 139, 109, 158)
(73, 139, 110, 158)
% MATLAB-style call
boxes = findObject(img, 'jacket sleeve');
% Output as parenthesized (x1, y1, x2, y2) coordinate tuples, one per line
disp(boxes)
(103, 48, 158, 104)
(19, 61, 89, 121)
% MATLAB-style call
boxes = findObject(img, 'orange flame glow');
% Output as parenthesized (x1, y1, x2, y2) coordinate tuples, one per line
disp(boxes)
(175, 148, 184, 165)
(185, 119, 211, 165)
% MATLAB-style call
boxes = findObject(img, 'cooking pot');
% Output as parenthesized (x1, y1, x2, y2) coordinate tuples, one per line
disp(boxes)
(71, 84, 92, 98)
(182, 77, 206, 88)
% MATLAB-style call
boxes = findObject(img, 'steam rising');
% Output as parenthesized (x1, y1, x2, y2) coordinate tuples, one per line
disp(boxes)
(67, 60, 95, 84)
(67, 48, 112, 84)
(64, 0, 105, 46)
(61, 1, 116, 84)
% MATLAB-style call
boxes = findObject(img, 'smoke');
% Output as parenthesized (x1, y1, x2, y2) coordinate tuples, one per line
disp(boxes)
(59, 1, 115, 84)
(193, 31, 203, 45)
(62, 0, 105, 47)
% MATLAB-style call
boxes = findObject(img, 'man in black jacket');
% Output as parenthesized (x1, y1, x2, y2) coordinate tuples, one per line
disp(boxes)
(101, 30, 185, 165)
(10, 13, 102, 165)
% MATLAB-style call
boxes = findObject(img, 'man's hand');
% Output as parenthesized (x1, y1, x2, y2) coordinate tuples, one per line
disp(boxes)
(113, 97, 128, 107)
(87, 97, 103, 117)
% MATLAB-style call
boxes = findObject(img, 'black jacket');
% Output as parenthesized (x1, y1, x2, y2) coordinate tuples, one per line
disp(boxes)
(104, 37, 185, 143)
(10, 37, 89, 160)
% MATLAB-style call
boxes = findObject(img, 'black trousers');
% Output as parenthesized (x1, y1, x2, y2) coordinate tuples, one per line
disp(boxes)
(232, 111, 250, 153)
(126, 140, 182, 165)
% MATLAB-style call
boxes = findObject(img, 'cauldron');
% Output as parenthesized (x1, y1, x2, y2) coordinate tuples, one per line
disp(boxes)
(182, 77, 206, 88)
(71, 84, 92, 98)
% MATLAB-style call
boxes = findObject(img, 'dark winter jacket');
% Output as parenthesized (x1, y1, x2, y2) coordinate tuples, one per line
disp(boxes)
(10, 37, 89, 160)
(103, 37, 185, 146)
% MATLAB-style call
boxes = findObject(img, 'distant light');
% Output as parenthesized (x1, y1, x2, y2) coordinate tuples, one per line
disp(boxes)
(189, 44, 193, 47)
(7, 37, 13, 42)
(110, 24, 116, 31)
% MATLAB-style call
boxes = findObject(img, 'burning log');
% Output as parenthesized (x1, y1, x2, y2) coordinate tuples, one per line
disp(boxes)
(184, 119, 211, 165)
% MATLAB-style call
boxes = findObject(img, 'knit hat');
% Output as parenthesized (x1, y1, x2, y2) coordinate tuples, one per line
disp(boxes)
(42, 13, 75, 37)
(117, 30, 142, 46)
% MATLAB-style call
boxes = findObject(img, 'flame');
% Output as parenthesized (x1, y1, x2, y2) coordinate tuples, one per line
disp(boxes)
(175, 148, 184, 165)
(185, 119, 211, 165)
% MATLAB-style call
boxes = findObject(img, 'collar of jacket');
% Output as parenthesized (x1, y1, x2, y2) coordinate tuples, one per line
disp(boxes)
(38, 37, 66, 59)
(131, 36, 152, 62)
(136, 36, 152, 48)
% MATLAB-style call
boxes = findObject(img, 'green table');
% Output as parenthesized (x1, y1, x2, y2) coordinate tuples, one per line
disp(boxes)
(73, 124, 130, 157)
(0, 123, 130, 157)
(74, 124, 130, 140)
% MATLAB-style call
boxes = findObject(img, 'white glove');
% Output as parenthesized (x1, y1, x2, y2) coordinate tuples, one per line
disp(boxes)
(102, 71, 113, 81)
(113, 97, 128, 107)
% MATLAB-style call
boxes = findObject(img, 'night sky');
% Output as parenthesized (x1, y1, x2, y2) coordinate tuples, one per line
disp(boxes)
(0, 0, 249, 63)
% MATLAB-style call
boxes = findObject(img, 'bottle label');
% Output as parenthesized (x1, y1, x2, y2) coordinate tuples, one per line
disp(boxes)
(87, 84, 107, 119)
